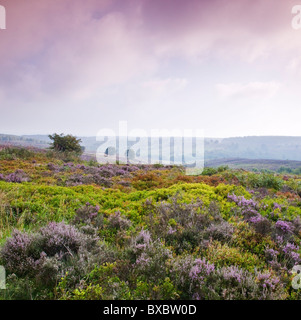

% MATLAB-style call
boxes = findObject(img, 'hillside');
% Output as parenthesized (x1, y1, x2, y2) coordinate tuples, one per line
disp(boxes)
(0, 146, 301, 300)
(205, 158, 301, 172)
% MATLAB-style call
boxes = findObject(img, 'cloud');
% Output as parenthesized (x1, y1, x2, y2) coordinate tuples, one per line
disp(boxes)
(0, 0, 300, 137)
(0, 0, 157, 101)
(0, 0, 298, 102)
(216, 82, 281, 99)
(141, 78, 188, 96)
(138, 0, 300, 62)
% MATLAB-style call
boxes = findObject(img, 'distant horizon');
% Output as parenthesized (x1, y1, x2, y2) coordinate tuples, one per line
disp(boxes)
(2, 132, 301, 140)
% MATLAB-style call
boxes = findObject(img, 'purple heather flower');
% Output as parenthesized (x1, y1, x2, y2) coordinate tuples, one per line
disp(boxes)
(257, 272, 280, 291)
(167, 227, 177, 235)
(290, 251, 301, 263)
(273, 203, 282, 211)
(249, 215, 265, 224)
(265, 248, 279, 259)
(275, 220, 293, 233)
(134, 252, 150, 267)
(282, 242, 299, 254)
(189, 258, 215, 282)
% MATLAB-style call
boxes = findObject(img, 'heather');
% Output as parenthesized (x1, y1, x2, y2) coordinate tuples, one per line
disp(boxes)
(0, 147, 301, 300)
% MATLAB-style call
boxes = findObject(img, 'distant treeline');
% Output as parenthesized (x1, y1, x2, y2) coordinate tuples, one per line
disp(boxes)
(2, 134, 301, 162)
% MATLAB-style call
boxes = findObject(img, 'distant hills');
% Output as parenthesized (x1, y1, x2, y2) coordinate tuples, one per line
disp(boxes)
(1, 134, 301, 165)
(204, 158, 301, 172)
(0, 134, 50, 148)
(204, 136, 301, 161)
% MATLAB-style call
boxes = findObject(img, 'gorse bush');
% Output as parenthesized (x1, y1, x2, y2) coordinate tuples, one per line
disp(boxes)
(234, 172, 284, 190)
(201, 166, 229, 176)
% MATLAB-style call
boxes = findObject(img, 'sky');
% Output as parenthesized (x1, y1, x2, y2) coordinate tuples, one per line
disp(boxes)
(0, 0, 301, 138)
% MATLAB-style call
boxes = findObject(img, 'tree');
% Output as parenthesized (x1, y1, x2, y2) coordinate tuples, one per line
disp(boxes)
(48, 133, 83, 154)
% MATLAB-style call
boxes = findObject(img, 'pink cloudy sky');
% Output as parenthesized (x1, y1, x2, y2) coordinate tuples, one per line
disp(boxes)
(0, 0, 301, 137)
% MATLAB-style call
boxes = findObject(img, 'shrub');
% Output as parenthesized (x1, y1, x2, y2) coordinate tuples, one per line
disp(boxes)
(204, 221, 234, 243)
(72, 203, 103, 227)
(0, 222, 112, 291)
(1, 230, 36, 276)
(248, 215, 272, 236)
(0, 146, 36, 160)
(247, 173, 284, 190)
(205, 241, 266, 271)
(1, 170, 30, 183)
(49, 133, 84, 155)
(107, 211, 131, 230)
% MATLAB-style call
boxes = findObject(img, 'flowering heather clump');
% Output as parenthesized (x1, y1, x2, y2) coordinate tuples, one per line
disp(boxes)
(76, 164, 86, 170)
(257, 272, 279, 290)
(133, 229, 152, 251)
(219, 265, 245, 284)
(117, 180, 131, 187)
(205, 221, 234, 243)
(266, 240, 300, 271)
(253, 187, 270, 199)
(249, 215, 264, 224)
(227, 194, 259, 219)
(73, 203, 101, 226)
(169, 255, 194, 287)
(188, 262, 252, 300)
(65, 173, 112, 187)
(64, 162, 74, 168)
(47, 162, 175, 188)
(47, 163, 60, 172)
(148, 195, 211, 235)
(133, 252, 151, 268)
(227, 194, 258, 209)
(273, 203, 282, 211)
(107, 211, 131, 230)
(132, 240, 173, 282)
(290, 251, 301, 264)
(0, 230, 35, 276)
(4, 170, 29, 183)
(82, 164, 138, 178)
(265, 248, 279, 260)
(189, 258, 215, 284)
(248, 215, 272, 236)
(0, 222, 104, 290)
(275, 220, 294, 234)
(167, 227, 177, 235)
(39, 222, 83, 257)
(282, 242, 300, 263)
(213, 266, 285, 300)
(93, 175, 113, 187)
(169, 254, 286, 300)
(291, 216, 301, 236)
(65, 174, 84, 186)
